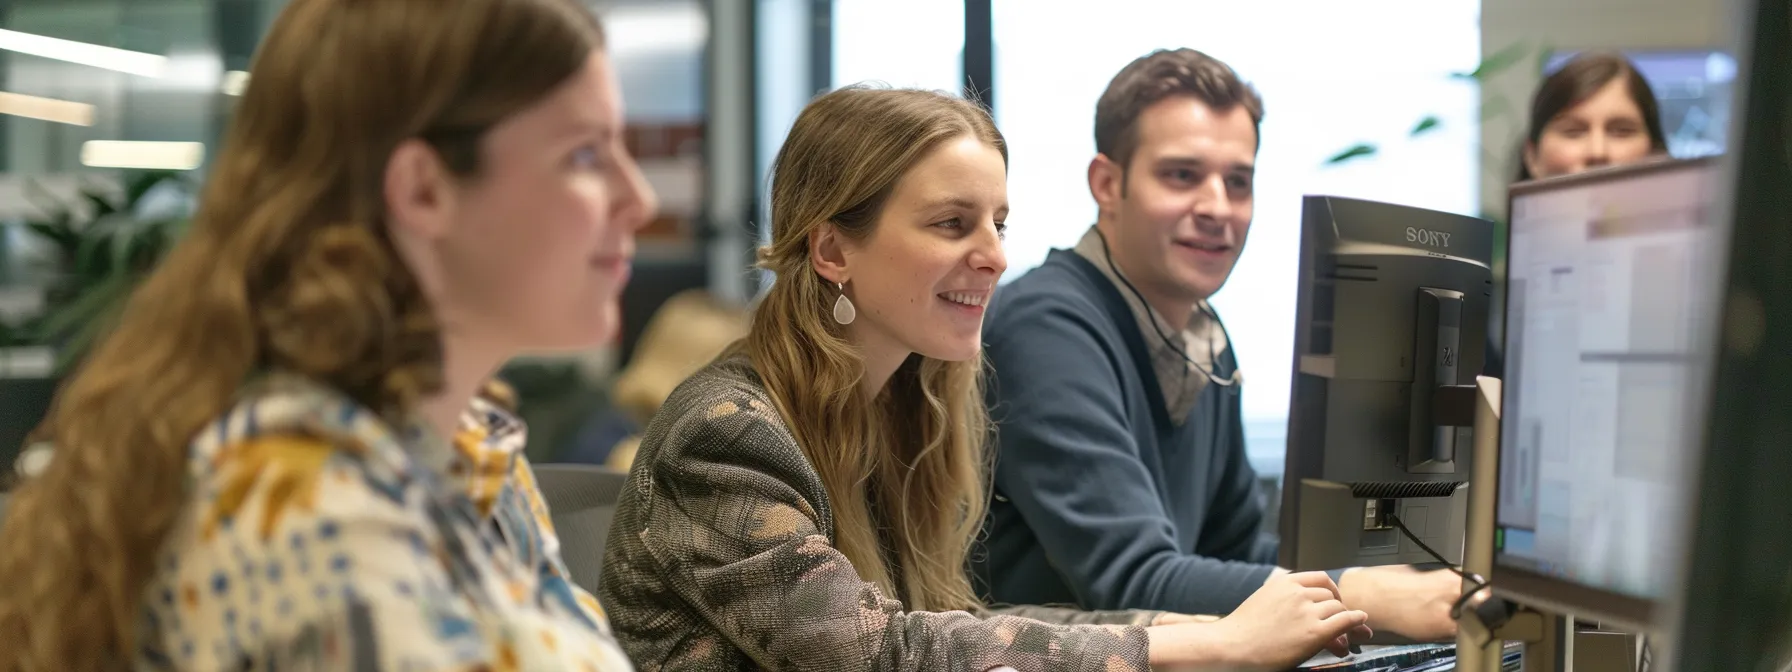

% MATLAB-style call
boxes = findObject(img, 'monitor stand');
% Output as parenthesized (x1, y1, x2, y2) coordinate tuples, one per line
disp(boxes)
(1460, 605, 1641, 672)
(1453, 377, 1641, 672)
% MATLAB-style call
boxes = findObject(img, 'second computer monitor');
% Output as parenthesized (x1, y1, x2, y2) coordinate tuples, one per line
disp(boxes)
(1493, 157, 1724, 630)
(1279, 196, 1494, 571)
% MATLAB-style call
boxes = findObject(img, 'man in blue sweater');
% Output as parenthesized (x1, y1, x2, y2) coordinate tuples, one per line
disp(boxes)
(975, 48, 1463, 641)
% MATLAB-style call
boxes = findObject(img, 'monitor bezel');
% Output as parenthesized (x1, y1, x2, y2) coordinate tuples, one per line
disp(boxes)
(1492, 155, 1719, 632)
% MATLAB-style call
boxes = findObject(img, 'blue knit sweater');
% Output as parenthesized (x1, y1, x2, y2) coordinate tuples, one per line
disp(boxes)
(975, 248, 1321, 616)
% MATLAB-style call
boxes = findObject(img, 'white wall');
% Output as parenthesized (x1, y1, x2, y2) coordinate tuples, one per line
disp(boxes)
(1478, 0, 1738, 220)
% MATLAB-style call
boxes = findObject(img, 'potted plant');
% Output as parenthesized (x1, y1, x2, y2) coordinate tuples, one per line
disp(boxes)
(0, 170, 193, 468)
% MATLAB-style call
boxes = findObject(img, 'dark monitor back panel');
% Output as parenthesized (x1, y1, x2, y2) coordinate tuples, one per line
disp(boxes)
(1278, 196, 1493, 571)
(1285, 196, 1494, 487)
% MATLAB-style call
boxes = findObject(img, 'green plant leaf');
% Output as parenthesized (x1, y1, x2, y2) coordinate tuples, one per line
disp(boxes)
(1325, 143, 1379, 165)
(1534, 41, 1557, 75)
(125, 170, 181, 206)
(16, 171, 195, 371)
(36, 273, 121, 337)
(122, 228, 156, 272)
(22, 179, 63, 217)
(1410, 116, 1442, 136)
(114, 227, 144, 275)
(84, 191, 119, 220)
(23, 221, 79, 256)
(1452, 41, 1531, 82)
(118, 217, 182, 272)
(38, 272, 134, 370)
(74, 227, 119, 281)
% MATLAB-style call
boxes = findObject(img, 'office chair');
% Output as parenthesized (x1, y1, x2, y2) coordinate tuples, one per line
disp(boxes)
(533, 463, 629, 594)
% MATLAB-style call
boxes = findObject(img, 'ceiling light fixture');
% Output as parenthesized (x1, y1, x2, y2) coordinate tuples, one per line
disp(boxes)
(80, 140, 205, 170)
(0, 91, 94, 126)
(0, 28, 167, 77)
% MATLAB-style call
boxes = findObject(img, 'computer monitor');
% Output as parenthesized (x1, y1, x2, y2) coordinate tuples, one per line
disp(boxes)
(1492, 157, 1724, 631)
(1279, 196, 1494, 571)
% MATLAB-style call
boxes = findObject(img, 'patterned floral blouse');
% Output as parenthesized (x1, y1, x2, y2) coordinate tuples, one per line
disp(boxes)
(136, 374, 633, 671)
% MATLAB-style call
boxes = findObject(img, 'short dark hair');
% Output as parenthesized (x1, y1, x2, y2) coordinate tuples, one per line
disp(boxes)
(1094, 48, 1264, 175)
(1519, 51, 1668, 180)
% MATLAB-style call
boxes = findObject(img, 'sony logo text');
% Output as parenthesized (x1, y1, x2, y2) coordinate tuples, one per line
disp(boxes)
(1405, 227, 1451, 248)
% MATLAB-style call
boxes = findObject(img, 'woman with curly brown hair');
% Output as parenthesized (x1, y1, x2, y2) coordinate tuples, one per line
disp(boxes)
(0, 0, 654, 669)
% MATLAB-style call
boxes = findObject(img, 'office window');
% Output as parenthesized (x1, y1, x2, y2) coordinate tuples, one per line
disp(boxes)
(831, 0, 962, 92)
(993, 0, 1482, 475)
(597, 0, 706, 247)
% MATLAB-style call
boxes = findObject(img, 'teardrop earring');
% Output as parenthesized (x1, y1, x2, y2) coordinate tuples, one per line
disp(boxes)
(832, 281, 856, 325)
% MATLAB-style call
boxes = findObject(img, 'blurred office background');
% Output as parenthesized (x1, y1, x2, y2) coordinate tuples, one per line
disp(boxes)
(0, 0, 1738, 476)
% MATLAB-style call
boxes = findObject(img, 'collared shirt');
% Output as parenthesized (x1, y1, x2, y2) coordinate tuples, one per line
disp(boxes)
(453, 395, 612, 625)
(139, 374, 632, 671)
(1072, 226, 1239, 424)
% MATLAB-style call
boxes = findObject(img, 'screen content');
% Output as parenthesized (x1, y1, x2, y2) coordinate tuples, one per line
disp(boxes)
(1494, 161, 1723, 600)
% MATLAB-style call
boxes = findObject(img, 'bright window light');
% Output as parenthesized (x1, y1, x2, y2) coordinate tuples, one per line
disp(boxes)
(831, 0, 963, 91)
(604, 4, 708, 58)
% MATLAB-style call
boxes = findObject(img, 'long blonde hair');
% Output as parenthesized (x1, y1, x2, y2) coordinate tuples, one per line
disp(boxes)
(749, 86, 1006, 612)
(0, 0, 603, 668)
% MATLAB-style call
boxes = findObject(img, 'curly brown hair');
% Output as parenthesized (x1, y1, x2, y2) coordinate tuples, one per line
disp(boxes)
(0, 0, 604, 668)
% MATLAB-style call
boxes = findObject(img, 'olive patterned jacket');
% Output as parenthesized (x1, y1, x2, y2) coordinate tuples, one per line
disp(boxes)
(598, 354, 1166, 671)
